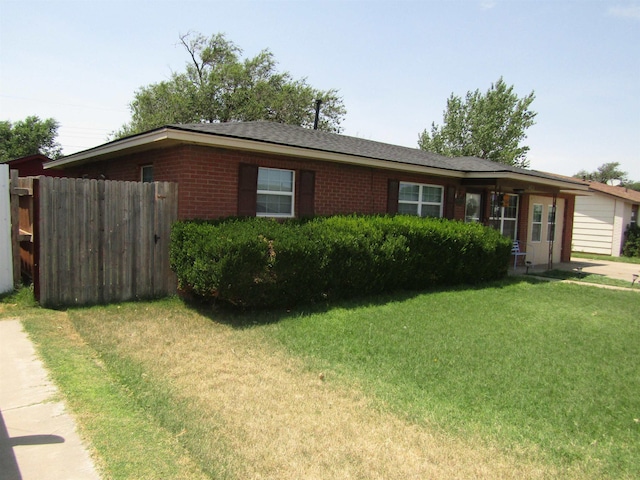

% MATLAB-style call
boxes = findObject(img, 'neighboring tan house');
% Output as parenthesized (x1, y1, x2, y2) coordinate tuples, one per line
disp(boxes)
(44, 121, 588, 266)
(573, 181, 640, 257)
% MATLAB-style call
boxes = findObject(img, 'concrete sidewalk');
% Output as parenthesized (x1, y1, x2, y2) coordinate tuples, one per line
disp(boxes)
(0, 319, 100, 480)
(521, 256, 640, 285)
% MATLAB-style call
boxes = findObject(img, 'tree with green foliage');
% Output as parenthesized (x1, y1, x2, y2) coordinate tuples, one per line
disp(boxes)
(418, 78, 536, 168)
(115, 32, 346, 138)
(624, 181, 640, 192)
(0, 116, 62, 162)
(574, 162, 630, 185)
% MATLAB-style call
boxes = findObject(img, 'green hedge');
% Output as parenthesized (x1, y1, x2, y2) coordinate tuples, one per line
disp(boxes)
(170, 215, 512, 308)
(622, 223, 640, 257)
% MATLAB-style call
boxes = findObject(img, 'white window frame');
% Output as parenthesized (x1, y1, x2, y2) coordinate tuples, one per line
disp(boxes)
(398, 182, 444, 218)
(140, 165, 153, 183)
(531, 204, 543, 242)
(256, 167, 295, 218)
(489, 193, 519, 239)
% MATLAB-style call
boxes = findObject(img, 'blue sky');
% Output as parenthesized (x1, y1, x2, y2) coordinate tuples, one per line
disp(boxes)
(1, 0, 639, 179)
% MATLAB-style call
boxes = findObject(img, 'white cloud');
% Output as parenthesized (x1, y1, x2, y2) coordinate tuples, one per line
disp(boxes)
(608, 5, 640, 19)
(480, 1, 497, 10)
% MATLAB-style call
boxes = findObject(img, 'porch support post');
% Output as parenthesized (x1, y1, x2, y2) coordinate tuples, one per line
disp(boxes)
(547, 194, 557, 270)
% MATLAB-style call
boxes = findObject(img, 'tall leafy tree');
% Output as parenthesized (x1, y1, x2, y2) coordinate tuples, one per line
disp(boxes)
(625, 182, 640, 192)
(574, 162, 630, 185)
(418, 78, 536, 168)
(0, 116, 62, 161)
(115, 32, 346, 137)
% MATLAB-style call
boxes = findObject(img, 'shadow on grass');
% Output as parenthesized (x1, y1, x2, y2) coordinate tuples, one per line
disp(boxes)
(183, 276, 545, 330)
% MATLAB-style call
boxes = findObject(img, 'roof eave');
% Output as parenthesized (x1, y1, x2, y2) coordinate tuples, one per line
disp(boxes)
(44, 127, 589, 193)
(45, 127, 466, 178)
(464, 171, 590, 193)
(45, 128, 173, 169)
(587, 187, 640, 203)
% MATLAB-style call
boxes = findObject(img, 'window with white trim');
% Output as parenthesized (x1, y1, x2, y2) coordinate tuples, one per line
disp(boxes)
(531, 204, 543, 242)
(398, 182, 443, 217)
(256, 167, 295, 217)
(489, 193, 519, 239)
(547, 204, 556, 242)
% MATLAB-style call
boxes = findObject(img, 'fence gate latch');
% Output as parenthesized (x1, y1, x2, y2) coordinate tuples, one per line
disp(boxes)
(154, 234, 160, 244)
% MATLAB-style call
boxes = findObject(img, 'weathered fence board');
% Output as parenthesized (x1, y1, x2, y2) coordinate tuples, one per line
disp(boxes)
(15, 173, 35, 284)
(29, 176, 178, 307)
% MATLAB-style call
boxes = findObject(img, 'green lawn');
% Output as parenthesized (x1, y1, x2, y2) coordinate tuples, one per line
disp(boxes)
(3, 279, 639, 478)
(261, 280, 640, 477)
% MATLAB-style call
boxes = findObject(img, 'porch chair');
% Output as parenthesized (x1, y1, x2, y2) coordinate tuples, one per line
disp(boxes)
(511, 240, 527, 270)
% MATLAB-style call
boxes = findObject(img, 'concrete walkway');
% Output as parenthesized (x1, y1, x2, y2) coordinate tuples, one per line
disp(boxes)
(521, 256, 640, 285)
(0, 319, 100, 480)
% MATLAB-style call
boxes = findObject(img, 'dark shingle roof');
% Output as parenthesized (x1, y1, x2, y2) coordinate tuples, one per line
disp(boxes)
(169, 121, 580, 184)
(172, 121, 461, 170)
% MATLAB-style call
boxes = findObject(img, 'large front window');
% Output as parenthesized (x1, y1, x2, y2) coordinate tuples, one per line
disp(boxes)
(490, 193, 519, 239)
(398, 182, 443, 217)
(256, 167, 294, 217)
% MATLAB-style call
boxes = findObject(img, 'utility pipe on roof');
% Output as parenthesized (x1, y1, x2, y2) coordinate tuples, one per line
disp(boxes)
(313, 99, 322, 130)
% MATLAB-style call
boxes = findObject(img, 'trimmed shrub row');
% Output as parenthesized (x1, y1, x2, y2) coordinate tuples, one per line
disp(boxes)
(170, 215, 512, 308)
(622, 223, 640, 257)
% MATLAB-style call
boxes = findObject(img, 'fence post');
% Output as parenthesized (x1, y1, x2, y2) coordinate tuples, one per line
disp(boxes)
(0, 165, 13, 293)
(9, 170, 20, 287)
(32, 177, 41, 302)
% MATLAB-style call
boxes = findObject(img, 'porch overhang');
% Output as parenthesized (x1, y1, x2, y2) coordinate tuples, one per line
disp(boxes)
(461, 172, 589, 196)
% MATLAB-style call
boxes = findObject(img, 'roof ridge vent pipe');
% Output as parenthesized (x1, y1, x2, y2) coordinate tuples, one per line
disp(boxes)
(313, 99, 322, 130)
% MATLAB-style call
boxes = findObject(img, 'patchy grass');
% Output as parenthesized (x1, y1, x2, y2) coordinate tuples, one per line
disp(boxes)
(531, 269, 638, 288)
(67, 297, 548, 479)
(4, 280, 639, 478)
(1, 290, 211, 480)
(572, 252, 640, 265)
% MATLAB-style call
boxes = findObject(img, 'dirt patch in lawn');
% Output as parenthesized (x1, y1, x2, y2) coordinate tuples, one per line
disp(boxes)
(74, 306, 562, 479)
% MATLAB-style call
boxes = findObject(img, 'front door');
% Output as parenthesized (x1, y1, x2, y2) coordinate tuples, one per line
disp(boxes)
(527, 196, 565, 265)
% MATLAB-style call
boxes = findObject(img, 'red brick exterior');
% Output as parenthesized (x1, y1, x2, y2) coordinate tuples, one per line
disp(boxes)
(517, 193, 530, 243)
(61, 144, 579, 264)
(560, 194, 575, 263)
(64, 144, 463, 221)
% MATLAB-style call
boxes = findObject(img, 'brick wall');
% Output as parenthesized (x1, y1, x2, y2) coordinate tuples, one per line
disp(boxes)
(517, 193, 530, 243)
(65, 144, 461, 221)
(560, 193, 575, 263)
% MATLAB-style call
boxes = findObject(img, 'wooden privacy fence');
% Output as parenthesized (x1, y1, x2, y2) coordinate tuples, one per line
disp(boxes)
(14, 175, 178, 307)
